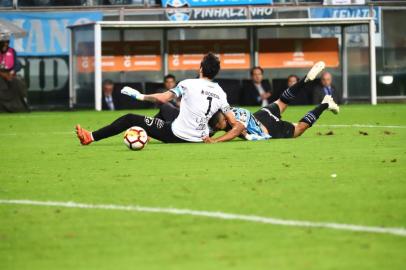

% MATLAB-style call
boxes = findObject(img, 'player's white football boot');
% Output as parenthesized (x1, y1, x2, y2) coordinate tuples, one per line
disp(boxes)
(305, 61, 326, 82)
(322, 95, 340, 114)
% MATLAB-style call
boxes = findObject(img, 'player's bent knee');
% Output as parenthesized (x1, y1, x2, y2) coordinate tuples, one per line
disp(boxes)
(122, 113, 133, 119)
(293, 123, 308, 138)
(275, 100, 288, 113)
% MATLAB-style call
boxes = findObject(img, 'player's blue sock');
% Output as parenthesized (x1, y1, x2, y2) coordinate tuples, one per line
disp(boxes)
(280, 78, 305, 104)
(300, 103, 328, 126)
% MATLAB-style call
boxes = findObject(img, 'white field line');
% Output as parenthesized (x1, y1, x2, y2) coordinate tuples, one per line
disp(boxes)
(0, 124, 405, 137)
(1, 199, 405, 237)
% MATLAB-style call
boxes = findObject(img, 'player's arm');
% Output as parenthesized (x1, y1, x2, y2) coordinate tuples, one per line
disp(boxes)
(204, 111, 245, 143)
(143, 91, 176, 104)
(121, 86, 177, 104)
(238, 127, 271, 141)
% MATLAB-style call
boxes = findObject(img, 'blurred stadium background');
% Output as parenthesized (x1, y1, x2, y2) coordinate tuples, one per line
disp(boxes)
(0, 0, 405, 111)
(1, 2, 406, 269)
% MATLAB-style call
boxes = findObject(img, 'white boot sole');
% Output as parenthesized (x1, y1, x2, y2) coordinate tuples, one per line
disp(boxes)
(306, 61, 326, 82)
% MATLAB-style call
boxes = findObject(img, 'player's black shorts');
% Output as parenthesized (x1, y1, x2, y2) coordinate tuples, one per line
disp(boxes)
(253, 103, 295, 139)
(139, 116, 186, 143)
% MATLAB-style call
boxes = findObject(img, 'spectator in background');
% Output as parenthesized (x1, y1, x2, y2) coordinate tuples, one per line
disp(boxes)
(164, 74, 176, 90)
(0, 39, 28, 112)
(102, 79, 117, 111)
(287, 74, 300, 88)
(154, 74, 180, 122)
(312, 72, 342, 104)
(240, 66, 272, 106)
(162, 74, 178, 106)
(156, 74, 179, 107)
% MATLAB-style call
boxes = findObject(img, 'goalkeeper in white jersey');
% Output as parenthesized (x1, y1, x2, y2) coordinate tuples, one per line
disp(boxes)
(75, 53, 245, 145)
(206, 61, 340, 141)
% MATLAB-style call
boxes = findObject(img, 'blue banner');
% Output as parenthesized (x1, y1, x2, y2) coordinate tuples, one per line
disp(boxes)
(310, 7, 380, 33)
(163, 0, 273, 8)
(166, 6, 273, 21)
(0, 12, 103, 56)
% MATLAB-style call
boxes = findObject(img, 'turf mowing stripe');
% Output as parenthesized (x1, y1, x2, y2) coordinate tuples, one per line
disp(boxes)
(0, 131, 73, 136)
(1, 199, 406, 237)
(316, 124, 406, 129)
(0, 124, 405, 137)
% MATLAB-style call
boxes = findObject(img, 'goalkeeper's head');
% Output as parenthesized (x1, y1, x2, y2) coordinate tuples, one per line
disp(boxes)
(200, 52, 220, 80)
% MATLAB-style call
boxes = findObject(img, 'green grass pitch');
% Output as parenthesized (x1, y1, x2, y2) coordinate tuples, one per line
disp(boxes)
(0, 104, 406, 269)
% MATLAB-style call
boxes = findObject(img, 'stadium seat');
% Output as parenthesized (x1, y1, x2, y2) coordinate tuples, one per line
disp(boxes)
(113, 82, 149, 109)
(144, 82, 165, 109)
(75, 85, 95, 109)
(215, 79, 242, 105)
(270, 79, 287, 103)
(145, 82, 164, 95)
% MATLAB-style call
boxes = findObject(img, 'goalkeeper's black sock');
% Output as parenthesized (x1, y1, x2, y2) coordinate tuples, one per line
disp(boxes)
(299, 103, 329, 127)
(280, 78, 306, 104)
(92, 113, 144, 141)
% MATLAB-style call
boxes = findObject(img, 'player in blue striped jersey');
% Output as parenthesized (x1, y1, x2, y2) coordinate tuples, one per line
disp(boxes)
(207, 61, 340, 141)
(229, 107, 271, 140)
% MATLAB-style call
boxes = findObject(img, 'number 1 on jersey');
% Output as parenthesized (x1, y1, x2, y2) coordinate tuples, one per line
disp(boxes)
(205, 96, 213, 116)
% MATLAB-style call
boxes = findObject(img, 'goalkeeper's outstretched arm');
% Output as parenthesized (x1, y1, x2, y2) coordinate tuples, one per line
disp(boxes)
(143, 91, 176, 104)
(121, 86, 176, 104)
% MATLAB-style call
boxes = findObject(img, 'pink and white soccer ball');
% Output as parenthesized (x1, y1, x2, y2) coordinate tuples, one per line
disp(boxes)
(123, 126, 148, 150)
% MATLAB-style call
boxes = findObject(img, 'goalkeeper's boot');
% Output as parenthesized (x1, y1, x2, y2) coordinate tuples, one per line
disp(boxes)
(322, 95, 340, 114)
(75, 124, 94, 145)
(305, 61, 325, 82)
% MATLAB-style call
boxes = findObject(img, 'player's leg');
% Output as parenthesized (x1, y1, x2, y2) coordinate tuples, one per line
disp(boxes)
(90, 114, 146, 142)
(275, 61, 326, 114)
(76, 114, 143, 145)
(275, 76, 308, 113)
(293, 95, 339, 138)
(293, 122, 310, 138)
(76, 114, 184, 145)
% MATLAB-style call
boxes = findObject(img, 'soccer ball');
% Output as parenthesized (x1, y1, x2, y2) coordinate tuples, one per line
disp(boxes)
(123, 126, 148, 150)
